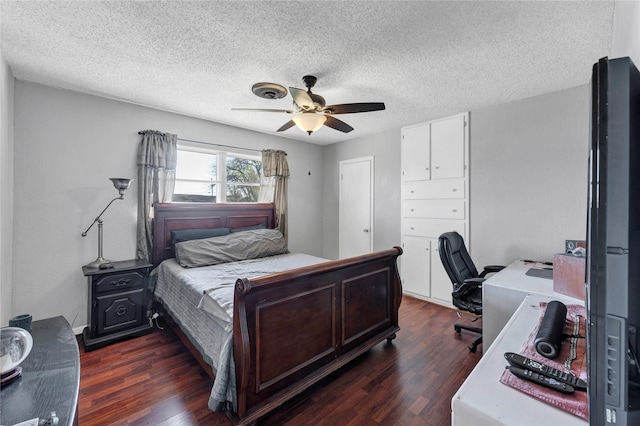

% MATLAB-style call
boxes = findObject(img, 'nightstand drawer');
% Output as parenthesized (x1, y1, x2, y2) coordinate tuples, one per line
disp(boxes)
(94, 271, 146, 294)
(96, 288, 145, 335)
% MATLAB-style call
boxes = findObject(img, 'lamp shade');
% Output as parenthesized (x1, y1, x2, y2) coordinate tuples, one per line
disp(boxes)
(110, 178, 133, 197)
(292, 113, 327, 135)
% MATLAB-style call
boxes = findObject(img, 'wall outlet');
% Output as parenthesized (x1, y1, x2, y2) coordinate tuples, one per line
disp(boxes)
(565, 240, 586, 253)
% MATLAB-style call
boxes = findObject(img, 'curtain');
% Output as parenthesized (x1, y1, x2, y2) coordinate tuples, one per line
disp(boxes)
(260, 149, 289, 241)
(136, 130, 178, 262)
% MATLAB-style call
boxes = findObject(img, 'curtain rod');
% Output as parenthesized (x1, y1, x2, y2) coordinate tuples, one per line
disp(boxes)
(177, 137, 264, 154)
(137, 131, 263, 154)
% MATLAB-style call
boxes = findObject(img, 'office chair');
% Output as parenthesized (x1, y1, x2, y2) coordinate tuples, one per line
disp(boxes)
(438, 231, 504, 353)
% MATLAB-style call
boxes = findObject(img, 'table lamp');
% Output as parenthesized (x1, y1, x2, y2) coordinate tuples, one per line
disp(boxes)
(81, 178, 133, 269)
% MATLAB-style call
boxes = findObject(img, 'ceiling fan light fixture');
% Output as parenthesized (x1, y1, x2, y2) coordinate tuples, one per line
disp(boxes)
(251, 82, 288, 99)
(293, 113, 326, 135)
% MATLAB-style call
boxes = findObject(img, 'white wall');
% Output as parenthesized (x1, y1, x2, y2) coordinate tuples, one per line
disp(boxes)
(1, 51, 15, 326)
(12, 81, 323, 331)
(324, 84, 589, 272)
(469, 85, 590, 267)
(322, 128, 401, 260)
(612, 0, 640, 63)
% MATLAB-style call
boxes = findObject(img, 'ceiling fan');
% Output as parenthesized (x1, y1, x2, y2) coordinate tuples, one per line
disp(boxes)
(232, 75, 385, 135)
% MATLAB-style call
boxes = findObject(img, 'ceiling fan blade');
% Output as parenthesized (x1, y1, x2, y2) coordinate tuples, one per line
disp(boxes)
(277, 120, 296, 132)
(289, 87, 315, 110)
(324, 115, 354, 133)
(323, 102, 386, 114)
(231, 108, 294, 113)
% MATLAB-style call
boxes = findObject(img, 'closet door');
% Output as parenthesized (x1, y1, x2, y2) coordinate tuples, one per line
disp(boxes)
(401, 123, 430, 181)
(430, 238, 457, 303)
(400, 236, 431, 297)
(430, 114, 465, 179)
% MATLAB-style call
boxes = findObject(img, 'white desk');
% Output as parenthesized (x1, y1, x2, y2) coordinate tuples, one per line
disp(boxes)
(451, 293, 588, 425)
(483, 260, 583, 350)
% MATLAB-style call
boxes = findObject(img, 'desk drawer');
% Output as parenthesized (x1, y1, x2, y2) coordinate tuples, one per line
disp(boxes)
(402, 218, 466, 238)
(402, 179, 465, 200)
(403, 199, 465, 219)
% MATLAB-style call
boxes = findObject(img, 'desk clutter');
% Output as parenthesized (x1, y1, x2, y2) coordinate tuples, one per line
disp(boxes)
(522, 259, 554, 280)
(500, 301, 588, 420)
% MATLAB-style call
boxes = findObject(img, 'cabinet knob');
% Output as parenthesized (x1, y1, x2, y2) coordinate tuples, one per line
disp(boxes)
(435, 166, 440, 169)
(410, 227, 415, 230)
(452, 209, 458, 212)
(452, 188, 457, 192)
(425, 167, 430, 170)
(410, 209, 414, 212)
(410, 190, 414, 193)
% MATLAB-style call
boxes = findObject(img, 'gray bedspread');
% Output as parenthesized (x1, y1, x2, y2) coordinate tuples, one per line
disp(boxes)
(153, 252, 327, 411)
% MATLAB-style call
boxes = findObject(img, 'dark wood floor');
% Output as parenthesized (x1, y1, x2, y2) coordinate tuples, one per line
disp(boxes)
(78, 296, 482, 425)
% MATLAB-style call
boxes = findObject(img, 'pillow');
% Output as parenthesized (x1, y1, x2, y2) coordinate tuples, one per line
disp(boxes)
(230, 223, 266, 233)
(170, 227, 230, 246)
(175, 228, 289, 268)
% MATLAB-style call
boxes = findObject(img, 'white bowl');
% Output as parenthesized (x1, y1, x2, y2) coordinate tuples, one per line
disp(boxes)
(0, 327, 33, 374)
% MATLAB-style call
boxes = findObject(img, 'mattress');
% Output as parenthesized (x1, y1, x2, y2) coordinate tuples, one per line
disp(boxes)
(152, 252, 327, 411)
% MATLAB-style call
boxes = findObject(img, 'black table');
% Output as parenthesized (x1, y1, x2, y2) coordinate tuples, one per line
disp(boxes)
(0, 316, 80, 426)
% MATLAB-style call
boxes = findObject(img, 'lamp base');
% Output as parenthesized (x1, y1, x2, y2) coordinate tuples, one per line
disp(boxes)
(84, 257, 113, 269)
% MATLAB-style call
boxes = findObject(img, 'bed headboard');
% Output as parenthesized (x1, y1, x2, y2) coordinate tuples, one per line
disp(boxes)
(152, 202, 276, 267)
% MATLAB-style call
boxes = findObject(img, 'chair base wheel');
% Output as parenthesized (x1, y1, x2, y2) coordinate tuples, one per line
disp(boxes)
(468, 343, 477, 353)
(454, 325, 462, 334)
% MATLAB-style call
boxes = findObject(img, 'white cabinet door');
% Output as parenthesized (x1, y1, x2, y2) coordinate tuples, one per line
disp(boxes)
(401, 123, 430, 181)
(431, 114, 465, 179)
(400, 236, 431, 297)
(430, 240, 454, 302)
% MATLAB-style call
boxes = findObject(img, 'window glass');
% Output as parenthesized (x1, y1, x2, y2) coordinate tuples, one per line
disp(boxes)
(174, 146, 261, 203)
(226, 156, 262, 202)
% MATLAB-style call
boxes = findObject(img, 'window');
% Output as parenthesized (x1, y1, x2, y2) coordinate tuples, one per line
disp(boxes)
(173, 144, 262, 203)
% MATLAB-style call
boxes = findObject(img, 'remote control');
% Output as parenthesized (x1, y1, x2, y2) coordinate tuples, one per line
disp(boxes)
(508, 366, 575, 394)
(504, 352, 587, 391)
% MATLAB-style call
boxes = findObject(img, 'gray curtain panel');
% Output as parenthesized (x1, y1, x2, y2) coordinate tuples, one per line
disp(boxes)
(136, 130, 177, 262)
(261, 149, 289, 242)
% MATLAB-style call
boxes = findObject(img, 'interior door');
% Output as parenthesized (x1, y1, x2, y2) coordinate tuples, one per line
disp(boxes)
(339, 157, 373, 259)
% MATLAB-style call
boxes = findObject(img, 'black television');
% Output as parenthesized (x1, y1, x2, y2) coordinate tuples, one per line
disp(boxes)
(588, 56, 640, 425)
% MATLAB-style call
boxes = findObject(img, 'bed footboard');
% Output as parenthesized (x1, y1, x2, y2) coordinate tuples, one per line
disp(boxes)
(229, 247, 403, 425)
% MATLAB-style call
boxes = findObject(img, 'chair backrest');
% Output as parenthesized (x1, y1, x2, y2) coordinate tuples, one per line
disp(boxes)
(438, 231, 479, 286)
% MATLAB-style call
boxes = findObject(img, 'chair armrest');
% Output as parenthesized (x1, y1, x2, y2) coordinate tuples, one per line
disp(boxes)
(464, 277, 486, 285)
(454, 278, 486, 296)
(479, 265, 505, 278)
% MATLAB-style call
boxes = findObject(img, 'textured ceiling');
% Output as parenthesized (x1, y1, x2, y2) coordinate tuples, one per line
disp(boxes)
(0, 1, 614, 145)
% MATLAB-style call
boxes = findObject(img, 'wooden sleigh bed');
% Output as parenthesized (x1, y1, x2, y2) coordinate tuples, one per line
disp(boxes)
(151, 202, 402, 425)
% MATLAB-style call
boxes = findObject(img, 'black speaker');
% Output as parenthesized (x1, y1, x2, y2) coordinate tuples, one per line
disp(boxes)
(534, 300, 567, 359)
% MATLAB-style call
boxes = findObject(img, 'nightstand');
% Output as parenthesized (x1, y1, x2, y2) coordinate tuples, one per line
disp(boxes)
(82, 259, 153, 351)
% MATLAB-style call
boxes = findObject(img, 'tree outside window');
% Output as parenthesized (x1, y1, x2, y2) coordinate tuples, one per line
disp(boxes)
(226, 156, 261, 202)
